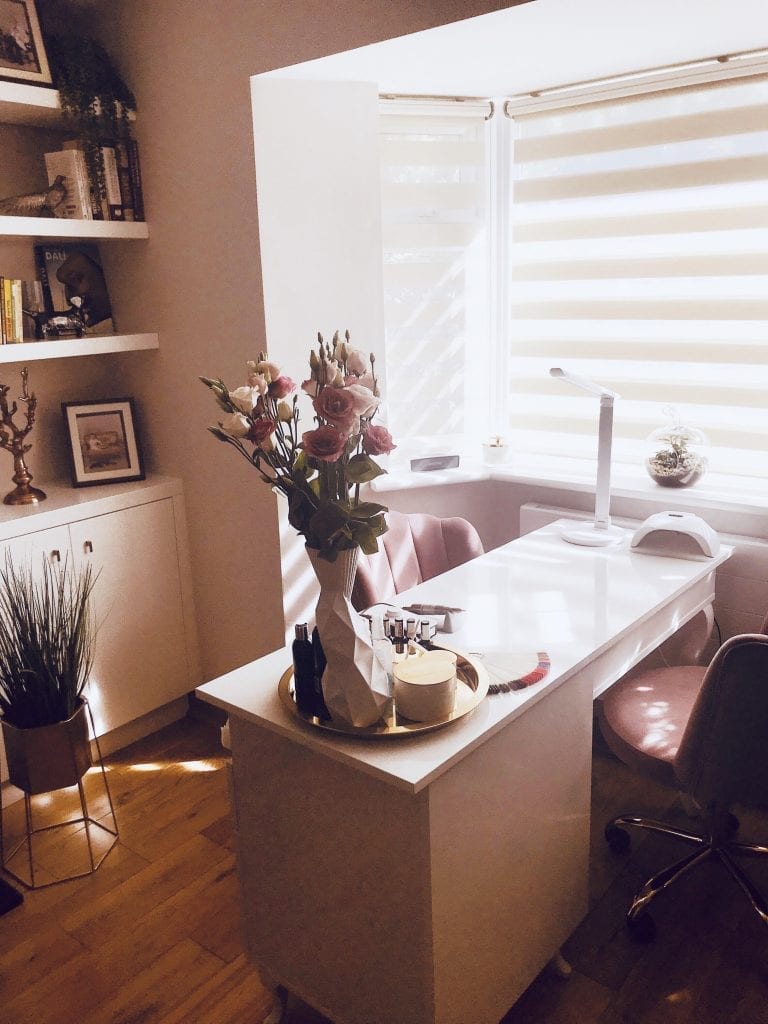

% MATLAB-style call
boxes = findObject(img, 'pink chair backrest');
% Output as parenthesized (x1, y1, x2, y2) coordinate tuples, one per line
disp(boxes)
(674, 633, 768, 808)
(351, 510, 484, 611)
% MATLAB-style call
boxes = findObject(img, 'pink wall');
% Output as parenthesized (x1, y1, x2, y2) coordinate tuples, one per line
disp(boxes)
(61, 0, 529, 680)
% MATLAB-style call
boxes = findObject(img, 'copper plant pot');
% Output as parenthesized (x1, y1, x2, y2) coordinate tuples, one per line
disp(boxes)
(1, 701, 92, 796)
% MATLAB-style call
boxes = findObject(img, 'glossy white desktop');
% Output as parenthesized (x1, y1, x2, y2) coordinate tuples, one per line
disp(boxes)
(197, 520, 732, 1024)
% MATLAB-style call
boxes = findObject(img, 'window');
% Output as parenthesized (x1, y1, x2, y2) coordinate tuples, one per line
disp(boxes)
(379, 102, 493, 462)
(504, 73, 768, 483)
(379, 69, 768, 488)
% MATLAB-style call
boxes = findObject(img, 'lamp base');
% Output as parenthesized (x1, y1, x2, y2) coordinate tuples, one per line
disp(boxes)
(560, 522, 625, 547)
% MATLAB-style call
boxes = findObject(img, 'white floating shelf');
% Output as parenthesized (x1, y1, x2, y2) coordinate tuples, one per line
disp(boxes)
(0, 333, 158, 363)
(0, 81, 62, 127)
(0, 216, 148, 240)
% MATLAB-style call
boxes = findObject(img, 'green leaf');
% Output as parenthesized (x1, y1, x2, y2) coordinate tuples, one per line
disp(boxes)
(349, 522, 380, 555)
(287, 489, 316, 535)
(308, 503, 349, 548)
(344, 453, 386, 484)
(349, 501, 388, 519)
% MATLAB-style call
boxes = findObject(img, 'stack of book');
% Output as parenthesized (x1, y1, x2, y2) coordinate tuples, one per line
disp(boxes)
(0, 277, 23, 344)
(43, 139, 144, 223)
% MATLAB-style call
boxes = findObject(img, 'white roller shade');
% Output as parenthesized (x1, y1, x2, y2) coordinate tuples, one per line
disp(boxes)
(506, 75, 768, 481)
(379, 103, 492, 456)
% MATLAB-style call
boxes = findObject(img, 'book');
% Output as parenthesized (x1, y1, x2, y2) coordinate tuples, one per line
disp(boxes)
(62, 140, 106, 220)
(101, 145, 124, 221)
(11, 279, 23, 343)
(114, 141, 135, 221)
(34, 243, 115, 335)
(0, 277, 23, 343)
(127, 139, 145, 221)
(43, 150, 93, 220)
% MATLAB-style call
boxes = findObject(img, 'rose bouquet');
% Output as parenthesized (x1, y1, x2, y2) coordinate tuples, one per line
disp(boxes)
(200, 331, 396, 561)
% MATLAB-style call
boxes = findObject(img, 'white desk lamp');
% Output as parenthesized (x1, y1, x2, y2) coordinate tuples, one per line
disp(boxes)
(549, 367, 624, 547)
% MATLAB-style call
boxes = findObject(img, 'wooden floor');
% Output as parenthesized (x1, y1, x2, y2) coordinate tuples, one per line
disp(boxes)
(1, 709, 768, 1024)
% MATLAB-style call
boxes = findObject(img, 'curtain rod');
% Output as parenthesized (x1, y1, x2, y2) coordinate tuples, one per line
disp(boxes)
(504, 45, 768, 115)
(379, 94, 495, 118)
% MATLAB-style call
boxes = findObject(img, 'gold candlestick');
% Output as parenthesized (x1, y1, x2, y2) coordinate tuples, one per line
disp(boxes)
(0, 367, 46, 506)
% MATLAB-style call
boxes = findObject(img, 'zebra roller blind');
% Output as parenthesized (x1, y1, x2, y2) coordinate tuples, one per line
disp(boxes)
(379, 103, 492, 457)
(506, 75, 768, 481)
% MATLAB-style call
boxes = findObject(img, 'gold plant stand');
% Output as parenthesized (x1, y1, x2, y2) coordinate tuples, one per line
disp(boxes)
(0, 701, 118, 889)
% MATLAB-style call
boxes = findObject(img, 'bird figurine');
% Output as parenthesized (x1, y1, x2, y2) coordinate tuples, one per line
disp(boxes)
(0, 175, 67, 217)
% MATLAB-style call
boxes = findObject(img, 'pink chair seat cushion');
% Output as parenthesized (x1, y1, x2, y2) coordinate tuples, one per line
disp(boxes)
(351, 510, 484, 611)
(598, 665, 706, 788)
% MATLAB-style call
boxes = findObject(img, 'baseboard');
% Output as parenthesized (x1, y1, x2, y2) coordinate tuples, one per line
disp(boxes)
(92, 696, 190, 758)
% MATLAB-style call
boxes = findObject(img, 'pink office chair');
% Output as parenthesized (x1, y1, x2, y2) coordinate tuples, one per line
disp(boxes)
(597, 617, 768, 942)
(351, 510, 484, 612)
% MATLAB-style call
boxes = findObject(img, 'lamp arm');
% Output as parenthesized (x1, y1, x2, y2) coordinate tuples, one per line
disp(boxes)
(594, 395, 614, 529)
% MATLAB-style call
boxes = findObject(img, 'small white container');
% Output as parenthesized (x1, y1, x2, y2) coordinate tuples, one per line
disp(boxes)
(394, 650, 458, 722)
(481, 438, 511, 465)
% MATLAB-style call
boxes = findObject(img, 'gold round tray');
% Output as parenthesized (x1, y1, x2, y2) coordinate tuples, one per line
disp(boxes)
(278, 646, 489, 738)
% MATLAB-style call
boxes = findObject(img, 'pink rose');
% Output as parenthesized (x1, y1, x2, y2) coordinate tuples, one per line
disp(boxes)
(344, 383, 380, 418)
(313, 387, 359, 433)
(344, 371, 376, 393)
(302, 426, 348, 463)
(362, 424, 396, 456)
(268, 375, 295, 399)
(248, 418, 277, 446)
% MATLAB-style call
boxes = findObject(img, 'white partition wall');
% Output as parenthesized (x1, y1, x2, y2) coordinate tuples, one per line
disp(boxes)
(251, 75, 386, 635)
(251, 76, 385, 372)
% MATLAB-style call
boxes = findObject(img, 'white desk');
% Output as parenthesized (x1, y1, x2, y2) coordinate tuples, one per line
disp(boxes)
(197, 521, 732, 1024)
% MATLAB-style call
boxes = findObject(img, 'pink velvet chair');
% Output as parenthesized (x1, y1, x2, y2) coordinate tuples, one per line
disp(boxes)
(351, 510, 484, 611)
(597, 613, 768, 941)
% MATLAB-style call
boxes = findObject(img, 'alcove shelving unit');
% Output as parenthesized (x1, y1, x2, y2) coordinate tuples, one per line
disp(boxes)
(0, 80, 156, 362)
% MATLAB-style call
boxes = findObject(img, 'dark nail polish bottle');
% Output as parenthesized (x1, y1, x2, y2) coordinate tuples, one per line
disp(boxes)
(311, 626, 330, 720)
(292, 623, 316, 716)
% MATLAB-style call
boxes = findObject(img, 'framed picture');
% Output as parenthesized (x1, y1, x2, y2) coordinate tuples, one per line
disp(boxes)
(0, 0, 51, 85)
(62, 398, 145, 488)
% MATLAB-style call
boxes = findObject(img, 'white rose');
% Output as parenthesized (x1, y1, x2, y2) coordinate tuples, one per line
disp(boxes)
(346, 348, 368, 376)
(229, 386, 259, 414)
(345, 383, 380, 418)
(219, 412, 251, 438)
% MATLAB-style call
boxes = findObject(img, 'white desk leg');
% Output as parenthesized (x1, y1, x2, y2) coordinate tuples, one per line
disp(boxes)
(550, 951, 573, 979)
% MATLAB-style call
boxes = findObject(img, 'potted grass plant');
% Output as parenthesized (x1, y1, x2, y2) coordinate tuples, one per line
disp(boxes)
(0, 555, 97, 796)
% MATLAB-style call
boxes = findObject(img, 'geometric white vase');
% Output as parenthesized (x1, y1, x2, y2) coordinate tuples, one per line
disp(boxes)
(307, 546, 391, 728)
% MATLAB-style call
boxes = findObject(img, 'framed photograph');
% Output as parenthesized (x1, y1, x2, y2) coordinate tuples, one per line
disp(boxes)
(62, 398, 145, 488)
(0, 0, 51, 85)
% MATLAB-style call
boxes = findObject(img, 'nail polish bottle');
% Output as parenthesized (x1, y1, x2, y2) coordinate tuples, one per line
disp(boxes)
(311, 626, 330, 720)
(292, 623, 316, 716)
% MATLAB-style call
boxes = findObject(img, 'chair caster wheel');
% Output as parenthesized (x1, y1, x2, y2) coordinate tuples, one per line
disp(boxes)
(627, 911, 656, 943)
(605, 822, 631, 853)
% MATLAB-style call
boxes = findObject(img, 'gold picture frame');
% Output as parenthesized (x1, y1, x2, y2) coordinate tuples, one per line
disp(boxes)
(62, 398, 145, 488)
(0, 0, 51, 85)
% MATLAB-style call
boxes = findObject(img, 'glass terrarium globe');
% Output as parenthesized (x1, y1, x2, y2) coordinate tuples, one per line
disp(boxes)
(645, 422, 709, 488)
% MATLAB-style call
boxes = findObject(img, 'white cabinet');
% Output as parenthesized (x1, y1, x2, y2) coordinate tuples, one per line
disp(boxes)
(0, 477, 200, 766)
(70, 500, 191, 734)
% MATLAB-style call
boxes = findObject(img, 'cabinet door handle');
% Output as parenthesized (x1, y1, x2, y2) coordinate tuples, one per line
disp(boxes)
(50, 549, 61, 563)
(84, 540, 93, 554)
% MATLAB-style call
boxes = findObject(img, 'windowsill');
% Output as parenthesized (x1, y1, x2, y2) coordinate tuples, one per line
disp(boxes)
(370, 456, 768, 520)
